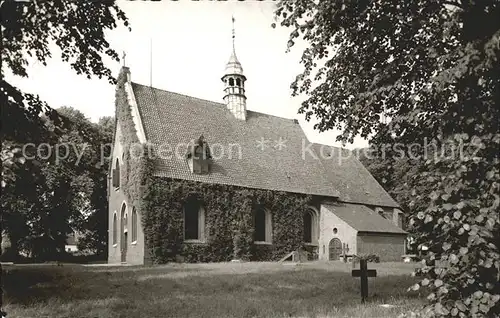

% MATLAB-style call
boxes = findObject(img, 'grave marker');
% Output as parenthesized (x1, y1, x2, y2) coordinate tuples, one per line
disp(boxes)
(351, 259, 377, 303)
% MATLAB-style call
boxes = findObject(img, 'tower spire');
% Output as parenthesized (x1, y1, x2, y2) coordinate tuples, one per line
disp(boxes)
(222, 15, 247, 121)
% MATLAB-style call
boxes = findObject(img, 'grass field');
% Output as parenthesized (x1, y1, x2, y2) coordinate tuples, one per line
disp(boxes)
(2, 261, 424, 318)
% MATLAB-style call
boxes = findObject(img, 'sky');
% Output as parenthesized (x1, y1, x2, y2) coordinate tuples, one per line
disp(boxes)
(7, 1, 369, 149)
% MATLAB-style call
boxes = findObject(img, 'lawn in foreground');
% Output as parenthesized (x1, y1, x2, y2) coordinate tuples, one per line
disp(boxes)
(3, 261, 424, 318)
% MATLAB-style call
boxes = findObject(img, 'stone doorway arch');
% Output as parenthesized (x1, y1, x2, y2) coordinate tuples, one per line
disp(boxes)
(328, 238, 342, 260)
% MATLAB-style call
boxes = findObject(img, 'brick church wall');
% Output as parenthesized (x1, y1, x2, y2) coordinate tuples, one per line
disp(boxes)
(356, 233, 406, 262)
(108, 124, 146, 265)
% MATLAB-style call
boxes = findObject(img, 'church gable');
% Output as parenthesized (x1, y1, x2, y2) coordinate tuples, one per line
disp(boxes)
(115, 66, 147, 145)
(107, 68, 152, 266)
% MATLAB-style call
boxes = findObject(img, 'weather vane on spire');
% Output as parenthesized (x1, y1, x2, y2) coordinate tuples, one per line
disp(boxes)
(122, 51, 127, 67)
(231, 15, 236, 51)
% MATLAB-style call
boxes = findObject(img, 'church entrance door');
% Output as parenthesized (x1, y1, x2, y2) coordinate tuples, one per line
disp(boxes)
(329, 238, 342, 260)
(121, 231, 127, 263)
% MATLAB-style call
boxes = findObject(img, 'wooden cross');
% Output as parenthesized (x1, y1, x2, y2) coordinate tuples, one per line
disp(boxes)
(351, 259, 377, 303)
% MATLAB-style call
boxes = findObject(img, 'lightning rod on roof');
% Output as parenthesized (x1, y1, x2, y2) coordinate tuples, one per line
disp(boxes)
(232, 15, 236, 52)
(149, 37, 153, 87)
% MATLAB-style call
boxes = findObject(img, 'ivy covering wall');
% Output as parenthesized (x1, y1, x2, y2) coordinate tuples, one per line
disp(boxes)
(115, 66, 316, 264)
(143, 179, 313, 263)
(115, 68, 152, 204)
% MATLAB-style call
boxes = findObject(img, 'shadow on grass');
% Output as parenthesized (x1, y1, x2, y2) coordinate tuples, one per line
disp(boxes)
(3, 266, 92, 304)
(2, 265, 213, 305)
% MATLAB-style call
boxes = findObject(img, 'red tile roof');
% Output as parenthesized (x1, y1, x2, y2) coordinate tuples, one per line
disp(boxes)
(131, 82, 399, 207)
(132, 83, 340, 197)
(324, 203, 406, 234)
(311, 144, 399, 207)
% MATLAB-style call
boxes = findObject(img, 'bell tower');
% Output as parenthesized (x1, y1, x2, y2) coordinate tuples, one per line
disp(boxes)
(221, 16, 247, 121)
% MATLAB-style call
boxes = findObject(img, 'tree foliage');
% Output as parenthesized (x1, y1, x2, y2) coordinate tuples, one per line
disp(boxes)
(1, 0, 128, 184)
(1, 1, 127, 313)
(275, 1, 499, 317)
(76, 115, 115, 255)
(358, 148, 417, 212)
(1, 108, 114, 260)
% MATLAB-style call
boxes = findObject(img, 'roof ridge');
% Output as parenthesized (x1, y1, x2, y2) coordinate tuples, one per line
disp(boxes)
(132, 82, 226, 108)
(132, 81, 300, 123)
(311, 142, 352, 152)
(246, 110, 297, 121)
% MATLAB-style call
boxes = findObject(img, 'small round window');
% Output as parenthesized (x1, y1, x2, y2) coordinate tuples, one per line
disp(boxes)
(332, 228, 338, 234)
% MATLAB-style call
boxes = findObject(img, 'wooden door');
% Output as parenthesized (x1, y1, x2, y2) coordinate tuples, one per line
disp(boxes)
(121, 232, 127, 263)
(329, 238, 342, 260)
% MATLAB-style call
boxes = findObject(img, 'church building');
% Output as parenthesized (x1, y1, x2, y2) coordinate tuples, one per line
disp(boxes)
(107, 22, 407, 265)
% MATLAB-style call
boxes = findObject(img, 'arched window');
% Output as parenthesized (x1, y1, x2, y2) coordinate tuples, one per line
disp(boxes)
(113, 158, 120, 188)
(184, 200, 205, 241)
(131, 207, 138, 242)
(236, 78, 241, 87)
(229, 78, 235, 86)
(120, 203, 127, 246)
(112, 212, 117, 245)
(303, 211, 312, 243)
(254, 206, 272, 243)
(303, 208, 319, 245)
(121, 203, 127, 228)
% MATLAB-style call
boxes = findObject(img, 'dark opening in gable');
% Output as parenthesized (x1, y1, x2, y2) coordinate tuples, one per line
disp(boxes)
(186, 135, 213, 174)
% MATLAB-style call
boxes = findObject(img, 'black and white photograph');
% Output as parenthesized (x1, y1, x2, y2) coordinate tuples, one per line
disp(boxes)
(1, 0, 499, 317)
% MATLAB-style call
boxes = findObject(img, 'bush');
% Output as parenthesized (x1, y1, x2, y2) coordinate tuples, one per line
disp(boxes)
(353, 253, 380, 263)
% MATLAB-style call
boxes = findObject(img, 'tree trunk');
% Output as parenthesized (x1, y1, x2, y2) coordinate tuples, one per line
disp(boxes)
(1, 220, 6, 316)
